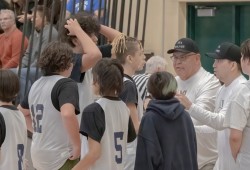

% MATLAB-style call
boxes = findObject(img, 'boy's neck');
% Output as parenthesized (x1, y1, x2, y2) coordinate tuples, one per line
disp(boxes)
(0, 101, 13, 106)
(123, 65, 135, 77)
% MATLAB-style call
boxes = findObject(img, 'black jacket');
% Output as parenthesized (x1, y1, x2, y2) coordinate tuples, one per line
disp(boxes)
(135, 98, 198, 170)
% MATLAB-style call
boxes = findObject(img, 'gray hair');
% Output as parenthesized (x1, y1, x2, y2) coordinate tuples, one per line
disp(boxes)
(0, 9, 15, 23)
(145, 56, 168, 74)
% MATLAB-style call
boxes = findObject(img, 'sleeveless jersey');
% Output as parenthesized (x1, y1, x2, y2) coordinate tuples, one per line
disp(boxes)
(0, 106, 27, 170)
(123, 77, 143, 170)
(91, 97, 130, 170)
(28, 75, 72, 170)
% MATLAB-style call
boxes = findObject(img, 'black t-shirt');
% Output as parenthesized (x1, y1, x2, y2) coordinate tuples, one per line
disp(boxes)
(119, 74, 138, 106)
(69, 44, 112, 83)
(80, 96, 136, 143)
(21, 77, 80, 114)
(0, 112, 6, 148)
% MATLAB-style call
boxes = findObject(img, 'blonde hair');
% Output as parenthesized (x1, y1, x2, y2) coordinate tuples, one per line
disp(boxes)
(111, 34, 142, 64)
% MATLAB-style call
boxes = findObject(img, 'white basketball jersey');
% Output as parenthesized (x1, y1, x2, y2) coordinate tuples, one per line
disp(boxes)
(91, 98, 130, 170)
(0, 106, 27, 170)
(123, 77, 143, 170)
(28, 75, 72, 170)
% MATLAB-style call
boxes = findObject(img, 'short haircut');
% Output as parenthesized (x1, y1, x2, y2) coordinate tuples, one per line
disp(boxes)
(33, 5, 51, 23)
(147, 71, 177, 100)
(38, 41, 73, 75)
(92, 58, 124, 96)
(0, 9, 15, 23)
(112, 34, 142, 64)
(241, 39, 250, 60)
(60, 11, 100, 47)
(145, 56, 168, 74)
(0, 69, 20, 103)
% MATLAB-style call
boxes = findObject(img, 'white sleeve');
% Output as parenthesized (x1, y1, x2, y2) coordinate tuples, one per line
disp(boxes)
(189, 103, 226, 130)
(193, 76, 220, 112)
(224, 85, 250, 131)
(194, 125, 217, 133)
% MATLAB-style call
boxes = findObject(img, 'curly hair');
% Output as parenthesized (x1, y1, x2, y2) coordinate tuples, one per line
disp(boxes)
(111, 34, 142, 64)
(60, 11, 100, 47)
(0, 69, 19, 103)
(147, 71, 177, 100)
(92, 58, 124, 96)
(39, 41, 73, 75)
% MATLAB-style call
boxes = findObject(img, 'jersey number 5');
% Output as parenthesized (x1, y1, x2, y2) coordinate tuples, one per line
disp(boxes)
(114, 132, 124, 164)
(31, 104, 44, 133)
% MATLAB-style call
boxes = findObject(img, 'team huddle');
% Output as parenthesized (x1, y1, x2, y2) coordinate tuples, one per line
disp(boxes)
(1, 5, 250, 170)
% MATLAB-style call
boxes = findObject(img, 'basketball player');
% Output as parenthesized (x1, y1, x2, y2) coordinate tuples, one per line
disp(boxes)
(18, 41, 81, 170)
(0, 69, 27, 170)
(72, 58, 136, 170)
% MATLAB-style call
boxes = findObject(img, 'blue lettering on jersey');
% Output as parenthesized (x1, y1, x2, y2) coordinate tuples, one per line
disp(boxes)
(31, 104, 44, 133)
(114, 132, 124, 164)
(17, 144, 24, 170)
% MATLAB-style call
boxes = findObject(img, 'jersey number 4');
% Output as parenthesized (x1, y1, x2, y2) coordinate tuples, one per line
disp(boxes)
(31, 104, 44, 133)
(114, 132, 124, 164)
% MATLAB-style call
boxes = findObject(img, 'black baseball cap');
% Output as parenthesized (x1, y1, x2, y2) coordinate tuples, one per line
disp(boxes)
(206, 42, 241, 64)
(167, 38, 200, 54)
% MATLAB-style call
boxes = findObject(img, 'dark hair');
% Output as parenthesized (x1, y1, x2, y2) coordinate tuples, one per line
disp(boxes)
(60, 11, 100, 47)
(111, 34, 142, 64)
(38, 0, 61, 26)
(0, 0, 10, 10)
(92, 58, 124, 96)
(34, 5, 51, 23)
(241, 39, 250, 61)
(147, 72, 177, 100)
(0, 69, 20, 102)
(38, 41, 73, 75)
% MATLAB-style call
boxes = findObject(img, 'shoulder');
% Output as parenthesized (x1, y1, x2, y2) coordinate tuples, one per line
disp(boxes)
(84, 102, 103, 114)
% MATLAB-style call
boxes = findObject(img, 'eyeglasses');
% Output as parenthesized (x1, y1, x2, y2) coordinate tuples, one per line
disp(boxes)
(170, 53, 196, 62)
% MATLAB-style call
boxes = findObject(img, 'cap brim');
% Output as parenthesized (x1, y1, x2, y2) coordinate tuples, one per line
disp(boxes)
(167, 49, 191, 54)
(205, 53, 219, 59)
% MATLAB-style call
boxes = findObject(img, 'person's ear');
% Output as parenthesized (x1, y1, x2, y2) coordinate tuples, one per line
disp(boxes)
(127, 55, 133, 63)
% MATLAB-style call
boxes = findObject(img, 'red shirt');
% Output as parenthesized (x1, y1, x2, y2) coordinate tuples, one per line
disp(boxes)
(0, 28, 28, 68)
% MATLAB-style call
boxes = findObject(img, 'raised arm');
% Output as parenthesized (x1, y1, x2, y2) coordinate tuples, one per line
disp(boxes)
(65, 18, 102, 72)
(99, 25, 122, 42)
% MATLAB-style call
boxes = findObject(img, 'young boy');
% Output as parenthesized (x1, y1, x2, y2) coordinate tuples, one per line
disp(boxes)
(18, 41, 81, 170)
(111, 34, 146, 169)
(135, 71, 198, 170)
(0, 69, 27, 170)
(224, 39, 250, 169)
(72, 58, 136, 170)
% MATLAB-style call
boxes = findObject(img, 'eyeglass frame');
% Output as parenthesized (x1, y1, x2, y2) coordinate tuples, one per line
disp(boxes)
(170, 52, 197, 62)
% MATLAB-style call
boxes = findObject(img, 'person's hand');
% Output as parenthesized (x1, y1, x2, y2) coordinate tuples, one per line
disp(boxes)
(64, 18, 81, 36)
(17, 14, 32, 23)
(175, 93, 192, 110)
(144, 97, 151, 110)
(69, 145, 80, 160)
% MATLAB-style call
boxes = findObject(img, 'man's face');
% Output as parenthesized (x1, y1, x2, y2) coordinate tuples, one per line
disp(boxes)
(0, 13, 14, 31)
(31, 11, 44, 31)
(171, 51, 199, 80)
(213, 58, 233, 84)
